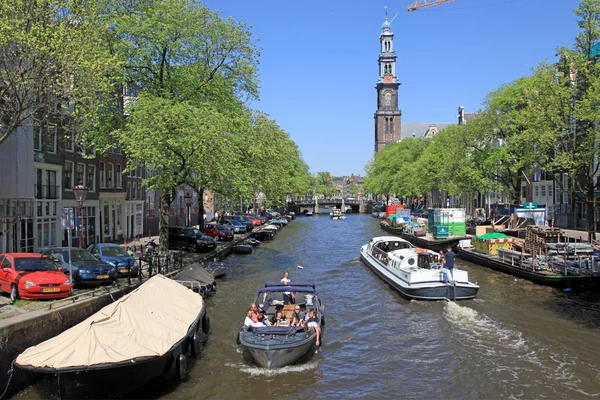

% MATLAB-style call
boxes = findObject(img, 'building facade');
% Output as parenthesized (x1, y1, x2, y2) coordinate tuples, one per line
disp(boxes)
(374, 16, 402, 153)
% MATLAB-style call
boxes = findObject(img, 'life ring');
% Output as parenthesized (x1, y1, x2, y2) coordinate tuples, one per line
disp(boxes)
(176, 353, 188, 381)
(414, 248, 428, 253)
(202, 313, 210, 334)
(191, 333, 202, 358)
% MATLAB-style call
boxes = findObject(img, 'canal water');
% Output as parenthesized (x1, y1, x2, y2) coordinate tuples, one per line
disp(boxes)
(17, 214, 600, 399)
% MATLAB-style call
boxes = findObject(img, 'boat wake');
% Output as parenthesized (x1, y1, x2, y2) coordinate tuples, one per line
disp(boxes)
(442, 301, 593, 397)
(225, 361, 320, 376)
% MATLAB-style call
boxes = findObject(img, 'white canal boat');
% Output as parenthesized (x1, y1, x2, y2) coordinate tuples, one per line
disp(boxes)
(360, 236, 479, 301)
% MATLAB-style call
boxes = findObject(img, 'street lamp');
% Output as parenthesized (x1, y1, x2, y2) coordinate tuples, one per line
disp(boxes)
(73, 180, 90, 248)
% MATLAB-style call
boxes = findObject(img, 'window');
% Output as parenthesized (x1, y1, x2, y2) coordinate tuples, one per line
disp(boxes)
(108, 163, 114, 189)
(64, 161, 74, 190)
(99, 162, 106, 188)
(535, 185, 539, 197)
(138, 183, 142, 199)
(76, 164, 85, 186)
(65, 133, 74, 152)
(548, 185, 553, 198)
(46, 170, 57, 199)
(116, 164, 122, 188)
(87, 165, 95, 192)
(521, 184, 527, 198)
(541, 185, 546, 196)
(36, 169, 43, 199)
(34, 123, 42, 151)
(46, 124, 57, 153)
(127, 182, 131, 199)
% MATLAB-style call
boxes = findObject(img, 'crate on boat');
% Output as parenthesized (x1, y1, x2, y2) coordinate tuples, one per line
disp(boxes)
(474, 233, 514, 255)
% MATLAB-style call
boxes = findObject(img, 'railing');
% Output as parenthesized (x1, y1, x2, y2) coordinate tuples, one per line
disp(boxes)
(34, 184, 59, 199)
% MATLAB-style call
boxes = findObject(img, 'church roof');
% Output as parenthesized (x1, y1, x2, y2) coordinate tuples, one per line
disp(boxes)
(400, 122, 455, 140)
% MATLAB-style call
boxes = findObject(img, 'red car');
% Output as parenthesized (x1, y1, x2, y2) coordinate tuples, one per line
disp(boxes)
(244, 215, 262, 226)
(0, 253, 72, 303)
(203, 224, 234, 241)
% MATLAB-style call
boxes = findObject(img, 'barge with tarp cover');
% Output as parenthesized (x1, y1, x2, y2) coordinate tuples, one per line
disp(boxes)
(458, 226, 600, 289)
(14, 275, 209, 399)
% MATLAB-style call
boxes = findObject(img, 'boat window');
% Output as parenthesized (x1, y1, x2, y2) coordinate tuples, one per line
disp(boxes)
(418, 255, 431, 269)
(407, 258, 415, 266)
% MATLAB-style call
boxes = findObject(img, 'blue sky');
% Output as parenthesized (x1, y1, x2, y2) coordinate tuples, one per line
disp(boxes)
(204, 0, 582, 176)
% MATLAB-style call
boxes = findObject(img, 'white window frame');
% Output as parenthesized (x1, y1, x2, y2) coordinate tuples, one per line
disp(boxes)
(99, 162, 106, 188)
(34, 124, 42, 151)
(76, 163, 86, 187)
(87, 165, 96, 192)
(64, 161, 74, 190)
(64, 133, 74, 152)
(108, 163, 114, 189)
(47, 124, 57, 153)
(116, 164, 122, 188)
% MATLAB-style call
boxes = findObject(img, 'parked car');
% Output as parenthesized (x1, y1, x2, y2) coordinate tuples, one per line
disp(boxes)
(0, 253, 72, 303)
(203, 224, 234, 241)
(244, 215, 262, 226)
(225, 215, 254, 232)
(168, 227, 217, 252)
(87, 243, 139, 277)
(223, 219, 246, 234)
(39, 247, 117, 286)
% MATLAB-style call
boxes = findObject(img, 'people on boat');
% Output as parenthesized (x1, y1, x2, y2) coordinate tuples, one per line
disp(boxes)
(280, 271, 295, 304)
(443, 246, 455, 283)
(257, 303, 267, 319)
(249, 303, 259, 323)
(306, 309, 321, 347)
(244, 310, 255, 328)
(292, 305, 306, 326)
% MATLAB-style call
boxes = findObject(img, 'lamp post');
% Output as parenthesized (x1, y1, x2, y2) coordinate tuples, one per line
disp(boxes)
(73, 180, 90, 248)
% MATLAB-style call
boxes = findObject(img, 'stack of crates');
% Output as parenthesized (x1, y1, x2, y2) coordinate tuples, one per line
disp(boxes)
(524, 226, 560, 257)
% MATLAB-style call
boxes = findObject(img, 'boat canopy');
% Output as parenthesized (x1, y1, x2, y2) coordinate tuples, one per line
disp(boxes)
(15, 275, 204, 372)
(264, 281, 316, 288)
(255, 286, 317, 295)
(173, 263, 215, 285)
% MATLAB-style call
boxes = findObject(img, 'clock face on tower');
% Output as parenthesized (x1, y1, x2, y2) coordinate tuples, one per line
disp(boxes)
(384, 75, 393, 83)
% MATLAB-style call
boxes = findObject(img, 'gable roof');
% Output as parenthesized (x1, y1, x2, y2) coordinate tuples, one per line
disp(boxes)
(400, 122, 455, 140)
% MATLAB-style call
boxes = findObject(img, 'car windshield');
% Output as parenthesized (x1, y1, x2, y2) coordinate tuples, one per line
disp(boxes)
(101, 246, 128, 257)
(14, 257, 58, 271)
(229, 220, 242, 226)
(62, 249, 97, 262)
(216, 225, 228, 230)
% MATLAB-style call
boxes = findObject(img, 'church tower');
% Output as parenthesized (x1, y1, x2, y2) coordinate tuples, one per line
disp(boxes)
(374, 15, 402, 152)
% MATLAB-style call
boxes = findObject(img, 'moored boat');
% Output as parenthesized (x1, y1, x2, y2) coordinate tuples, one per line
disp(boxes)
(238, 282, 324, 369)
(233, 243, 253, 254)
(457, 228, 600, 289)
(173, 262, 218, 297)
(360, 236, 479, 301)
(14, 275, 209, 399)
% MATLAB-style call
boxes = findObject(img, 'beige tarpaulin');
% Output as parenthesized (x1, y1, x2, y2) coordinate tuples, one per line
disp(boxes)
(16, 274, 204, 371)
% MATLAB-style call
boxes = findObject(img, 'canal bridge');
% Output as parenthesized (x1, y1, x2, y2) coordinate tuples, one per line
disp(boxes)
(288, 198, 369, 214)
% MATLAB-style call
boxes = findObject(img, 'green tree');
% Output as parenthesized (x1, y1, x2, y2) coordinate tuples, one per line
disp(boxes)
(0, 0, 116, 145)
(88, 0, 260, 247)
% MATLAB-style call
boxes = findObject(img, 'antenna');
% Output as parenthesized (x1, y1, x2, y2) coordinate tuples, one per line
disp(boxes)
(390, 13, 399, 24)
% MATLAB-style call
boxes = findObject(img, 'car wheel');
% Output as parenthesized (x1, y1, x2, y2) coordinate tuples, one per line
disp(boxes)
(10, 284, 19, 304)
(188, 243, 198, 253)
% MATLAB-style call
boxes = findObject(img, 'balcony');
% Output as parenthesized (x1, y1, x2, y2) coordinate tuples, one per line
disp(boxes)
(35, 185, 59, 199)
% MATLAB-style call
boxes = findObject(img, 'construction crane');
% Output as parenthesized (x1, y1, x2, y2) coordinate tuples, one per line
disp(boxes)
(407, 0, 455, 12)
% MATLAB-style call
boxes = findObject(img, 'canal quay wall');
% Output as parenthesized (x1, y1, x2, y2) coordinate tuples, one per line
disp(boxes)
(0, 230, 258, 398)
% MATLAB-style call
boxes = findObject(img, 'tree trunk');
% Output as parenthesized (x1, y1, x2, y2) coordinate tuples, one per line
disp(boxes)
(197, 187, 205, 230)
(160, 191, 172, 252)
